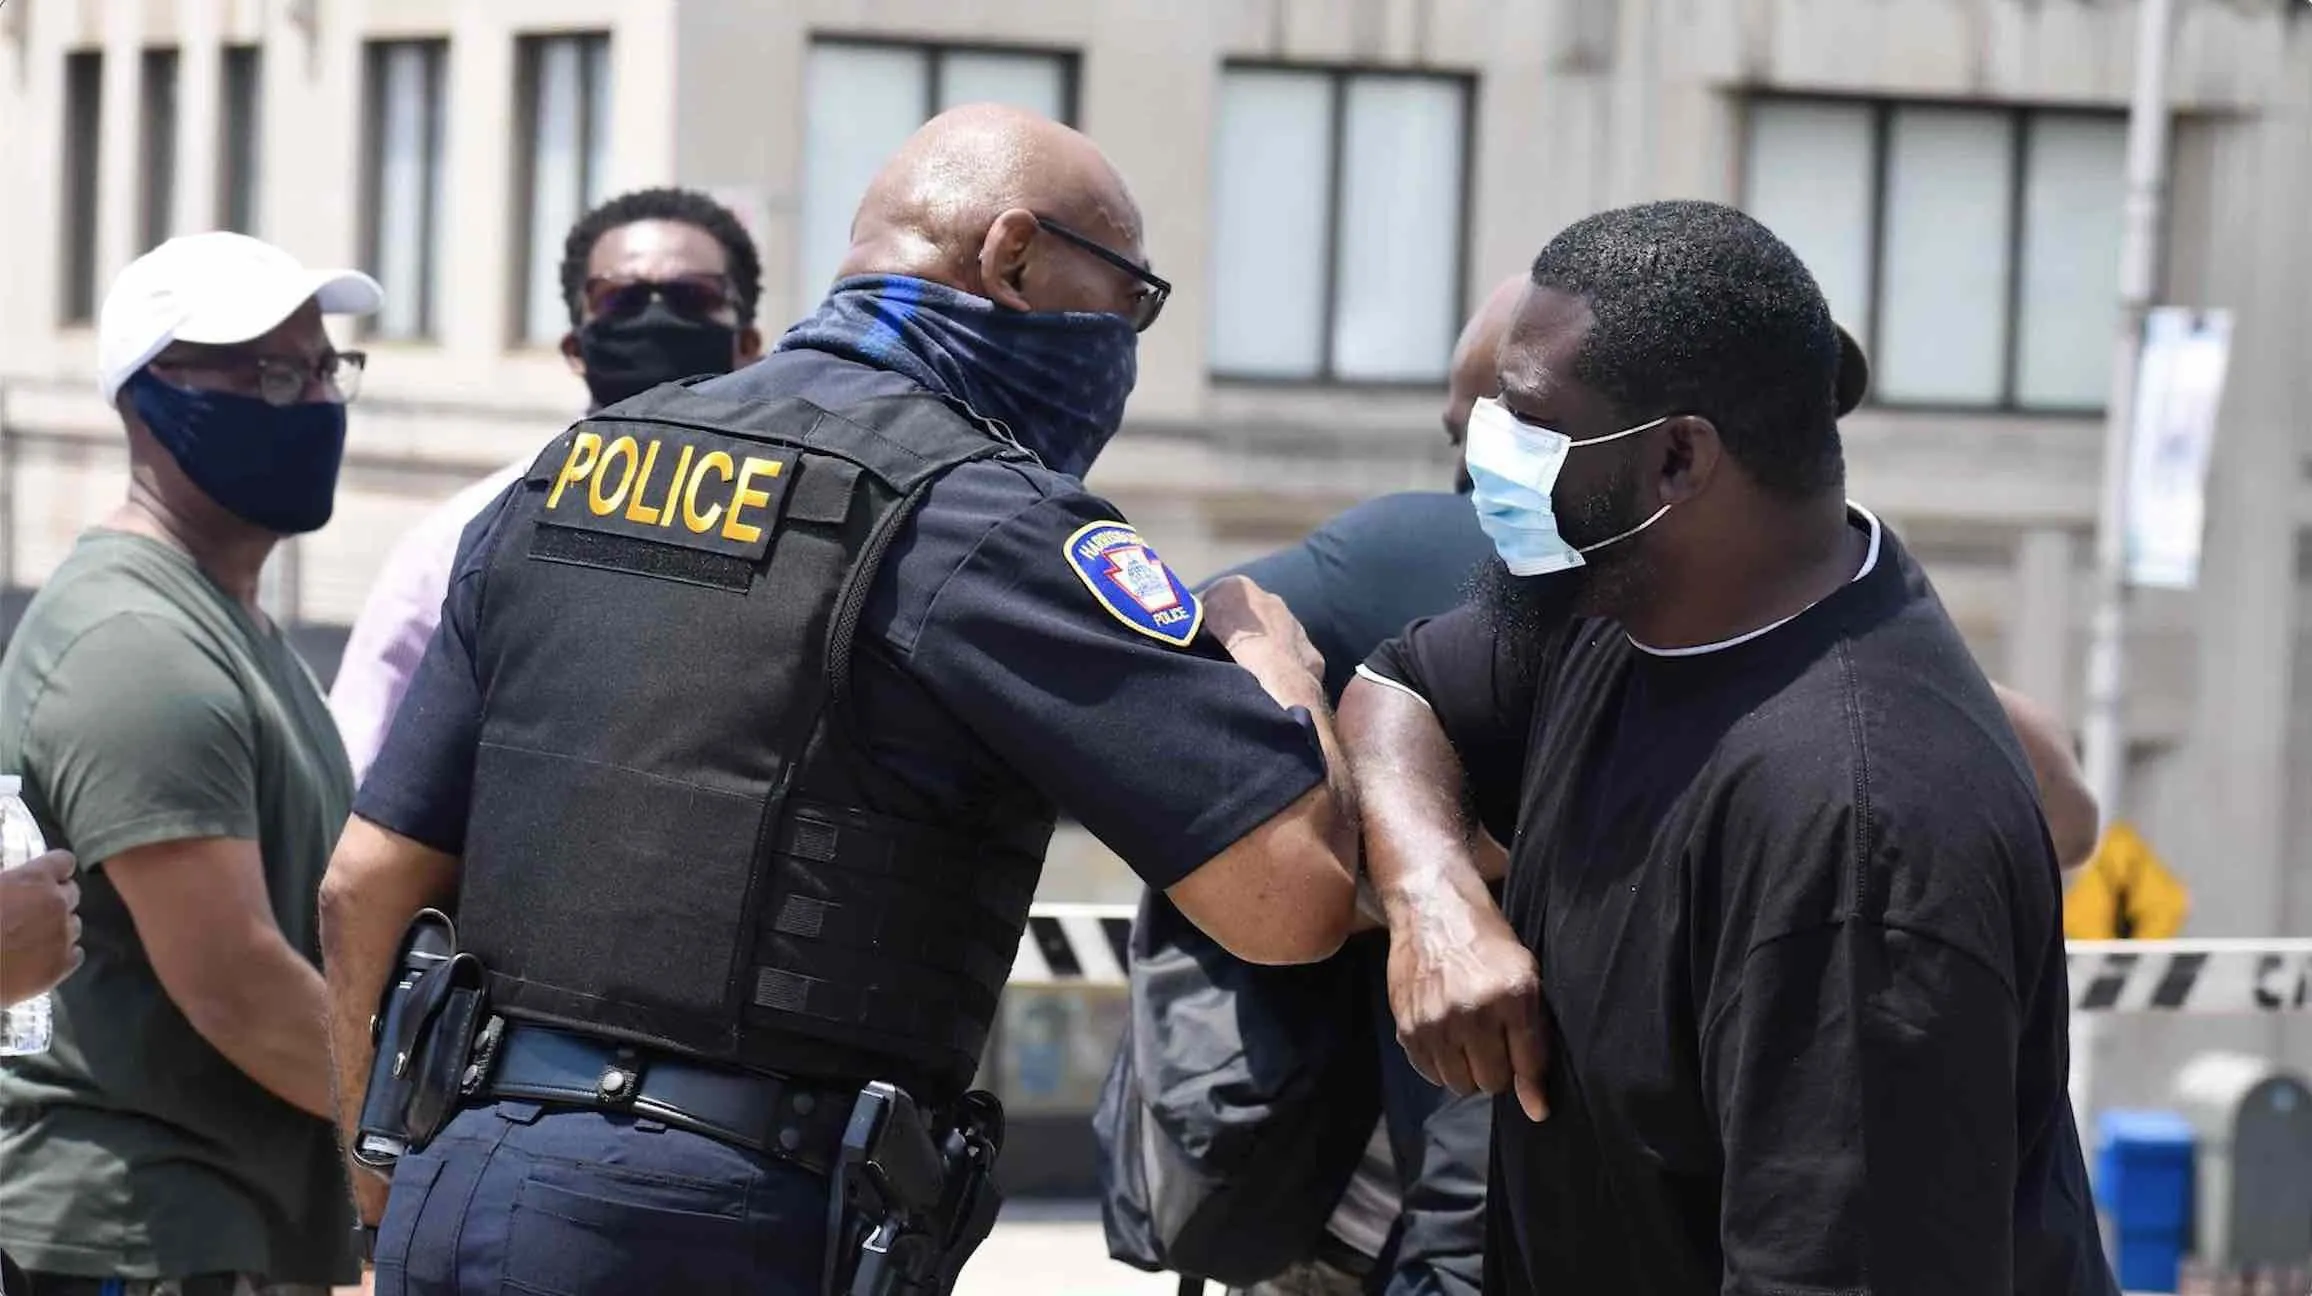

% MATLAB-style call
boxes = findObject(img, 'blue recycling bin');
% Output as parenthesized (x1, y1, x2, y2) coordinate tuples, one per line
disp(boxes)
(2095, 1109, 2197, 1292)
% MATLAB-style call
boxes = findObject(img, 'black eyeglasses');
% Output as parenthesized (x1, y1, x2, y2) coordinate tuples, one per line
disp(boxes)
(1031, 215, 1171, 333)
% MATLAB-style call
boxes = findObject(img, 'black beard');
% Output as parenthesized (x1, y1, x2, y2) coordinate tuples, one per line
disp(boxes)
(1556, 449, 1655, 620)
(1467, 453, 1659, 676)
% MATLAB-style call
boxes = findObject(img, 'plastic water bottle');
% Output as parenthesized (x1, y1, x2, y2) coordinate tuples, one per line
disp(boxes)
(1, 774, 54, 1056)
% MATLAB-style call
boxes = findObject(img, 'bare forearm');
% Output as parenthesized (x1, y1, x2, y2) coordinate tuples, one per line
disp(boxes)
(1341, 682, 1494, 921)
(185, 942, 337, 1119)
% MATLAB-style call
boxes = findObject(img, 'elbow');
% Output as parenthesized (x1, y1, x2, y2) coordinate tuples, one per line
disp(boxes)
(317, 828, 396, 965)
(1232, 868, 1358, 967)
(170, 950, 274, 1045)
(316, 859, 361, 959)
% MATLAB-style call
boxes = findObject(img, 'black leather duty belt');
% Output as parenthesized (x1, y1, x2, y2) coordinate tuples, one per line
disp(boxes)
(475, 1022, 855, 1176)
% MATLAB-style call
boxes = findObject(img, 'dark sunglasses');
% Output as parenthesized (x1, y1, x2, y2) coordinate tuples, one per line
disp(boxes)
(582, 274, 737, 324)
(1031, 215, 1171, 333)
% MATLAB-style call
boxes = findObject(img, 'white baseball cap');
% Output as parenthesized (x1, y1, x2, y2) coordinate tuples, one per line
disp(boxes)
(97, 232, 384, 404)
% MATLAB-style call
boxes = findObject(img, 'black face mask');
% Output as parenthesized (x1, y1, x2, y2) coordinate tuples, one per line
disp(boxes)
(575, 299, 740, 410)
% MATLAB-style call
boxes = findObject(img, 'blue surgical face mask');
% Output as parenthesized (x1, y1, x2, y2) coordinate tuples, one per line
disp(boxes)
(777, 275, 1140, 479)
(123, 369, 349, 535)
(1464, 396, 1672, 577)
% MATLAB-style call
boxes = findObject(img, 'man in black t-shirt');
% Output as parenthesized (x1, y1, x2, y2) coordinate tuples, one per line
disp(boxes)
(1341, 202, 2116, 1295)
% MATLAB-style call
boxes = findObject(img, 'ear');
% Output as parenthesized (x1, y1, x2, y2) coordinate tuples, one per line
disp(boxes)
(559, 331, 587, 378)
(975, 209, 1042, 312)
(734, 326, 765, 365)
(1655, 415, 1723, 506)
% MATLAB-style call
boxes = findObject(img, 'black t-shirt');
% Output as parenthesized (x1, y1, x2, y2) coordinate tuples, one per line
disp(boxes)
(1363, 509, 2115, 1296)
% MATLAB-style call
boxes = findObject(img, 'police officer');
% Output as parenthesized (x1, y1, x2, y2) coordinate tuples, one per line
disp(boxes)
(318, 104, 1361, 1296)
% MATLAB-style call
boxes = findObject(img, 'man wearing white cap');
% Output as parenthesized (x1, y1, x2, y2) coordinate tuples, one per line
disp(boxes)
(0, 232, 380, 1296)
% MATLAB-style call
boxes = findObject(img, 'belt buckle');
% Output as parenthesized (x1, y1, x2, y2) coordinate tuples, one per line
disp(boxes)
(596, 1046, 644, 1107)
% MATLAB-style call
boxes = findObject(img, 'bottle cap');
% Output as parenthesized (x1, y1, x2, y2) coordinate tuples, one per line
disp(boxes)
(0, 775, 17, 797)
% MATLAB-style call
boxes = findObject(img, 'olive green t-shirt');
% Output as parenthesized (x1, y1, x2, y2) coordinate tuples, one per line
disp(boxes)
(0, 531, 357, 1284)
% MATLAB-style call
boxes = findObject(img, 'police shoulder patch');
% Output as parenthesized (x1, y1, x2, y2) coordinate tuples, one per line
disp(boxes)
(1064, 520, 1203, 648)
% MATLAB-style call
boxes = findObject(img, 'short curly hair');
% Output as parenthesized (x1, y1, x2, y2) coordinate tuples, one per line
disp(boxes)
(1530, 200, 1845, 500)
(558, 186, 763, 328)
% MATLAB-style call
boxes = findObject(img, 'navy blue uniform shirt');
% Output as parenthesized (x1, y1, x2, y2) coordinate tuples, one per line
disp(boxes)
(357, 347, 1330, 893)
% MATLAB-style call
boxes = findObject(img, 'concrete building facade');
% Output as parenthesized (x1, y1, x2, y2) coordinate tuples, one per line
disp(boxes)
(1, 0, 2309, 1127)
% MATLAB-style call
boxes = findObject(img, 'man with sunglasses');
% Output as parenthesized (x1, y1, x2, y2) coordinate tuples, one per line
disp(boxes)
(0, 232, 382, 1296)
(321, 104, 1358, 1296)
(329, 187, 764, 784)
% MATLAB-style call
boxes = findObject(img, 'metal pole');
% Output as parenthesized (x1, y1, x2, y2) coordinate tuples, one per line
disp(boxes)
(2073, 0, 2179, 1128)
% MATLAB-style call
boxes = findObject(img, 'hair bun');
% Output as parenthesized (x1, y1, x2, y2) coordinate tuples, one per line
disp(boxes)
(1834, 323, 1871, 417)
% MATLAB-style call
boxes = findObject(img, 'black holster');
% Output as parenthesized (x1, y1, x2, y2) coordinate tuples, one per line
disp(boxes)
(353, 909, 494, 1170)
(822, 1084, 1006, 1296)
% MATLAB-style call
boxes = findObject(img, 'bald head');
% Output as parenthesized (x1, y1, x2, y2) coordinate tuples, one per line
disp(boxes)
(1441, 274, 1530, 487)
(838, 104, 1156, 324)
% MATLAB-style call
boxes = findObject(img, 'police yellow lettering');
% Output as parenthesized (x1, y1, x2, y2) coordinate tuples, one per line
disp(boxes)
(722, 457, 784, 544)
(589, 436, 641, 516)
(623, 439, 666, 525)
(657, 444, 696, 529)
(548, 432, 602, 510)
(683, 451, 734, 532)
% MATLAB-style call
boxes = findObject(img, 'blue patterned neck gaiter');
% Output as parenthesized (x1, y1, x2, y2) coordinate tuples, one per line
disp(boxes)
(777, 275, 1139, 479)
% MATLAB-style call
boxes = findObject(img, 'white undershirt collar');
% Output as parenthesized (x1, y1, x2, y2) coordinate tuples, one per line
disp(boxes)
(1626, 503, 1882, 659)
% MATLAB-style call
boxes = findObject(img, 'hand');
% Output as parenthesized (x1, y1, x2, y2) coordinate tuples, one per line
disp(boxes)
(0, 850, 84, 1007)
(1202, 575, 1325, 681)
(1385, 882, 1550, 1122)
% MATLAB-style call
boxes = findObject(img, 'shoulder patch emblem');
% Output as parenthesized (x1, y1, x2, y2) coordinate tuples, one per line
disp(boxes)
(1064, 520, 1203, 648)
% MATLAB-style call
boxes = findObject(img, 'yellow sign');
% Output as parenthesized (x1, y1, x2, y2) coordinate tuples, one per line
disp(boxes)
(2063, 820, 2190, 941)
(540, 426, 793, 561)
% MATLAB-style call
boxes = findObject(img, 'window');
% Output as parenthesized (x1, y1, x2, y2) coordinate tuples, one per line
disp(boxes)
(219, 45, 262, 235)
(515, 33, 612, 345)
(362, 40, 449, 340)
(799, 39, 1076, 304)
(1744, 98, 2126, 412)
(139, 49, 180, 252)
(60, 51, 102, 324)
(1208, 67, 1470, 384)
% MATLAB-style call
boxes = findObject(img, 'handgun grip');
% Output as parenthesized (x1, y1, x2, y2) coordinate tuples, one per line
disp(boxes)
(859, 1081, 945, 1210)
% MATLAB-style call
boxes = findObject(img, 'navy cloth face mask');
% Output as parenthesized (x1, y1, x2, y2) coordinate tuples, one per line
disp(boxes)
(777, 274, 1140, 479)
(124, 369, 348, 535)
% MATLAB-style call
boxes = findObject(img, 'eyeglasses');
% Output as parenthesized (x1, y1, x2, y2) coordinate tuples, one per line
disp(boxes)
(582, 274, 738, 324)
(151, 349, 367, 407)
(1031, 215, 1171, 333)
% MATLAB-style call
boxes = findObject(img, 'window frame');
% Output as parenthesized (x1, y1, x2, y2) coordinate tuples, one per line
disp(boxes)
(218, 44, 263, 236)
(808, 34, 1083, 130)
(60, 48, 104, 326)
(138, 47, 180, 254)
(1208, 61, 1477, 391)
(1741, 91, 2134, 418)
(358, 38, 451, 342)
(510, 30, 614, 347)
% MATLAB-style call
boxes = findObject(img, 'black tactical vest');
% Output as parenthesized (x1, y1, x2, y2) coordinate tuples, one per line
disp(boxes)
(456, 382, 1052, 1100)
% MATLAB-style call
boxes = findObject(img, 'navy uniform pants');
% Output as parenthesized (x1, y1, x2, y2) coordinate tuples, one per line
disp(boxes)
(374, 1100, 828, 1296)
